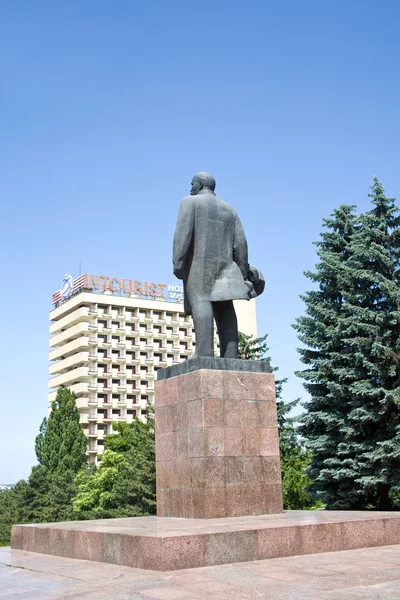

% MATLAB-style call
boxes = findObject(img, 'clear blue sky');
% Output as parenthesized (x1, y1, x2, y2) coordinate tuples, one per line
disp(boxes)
(1, 1, 400, 482)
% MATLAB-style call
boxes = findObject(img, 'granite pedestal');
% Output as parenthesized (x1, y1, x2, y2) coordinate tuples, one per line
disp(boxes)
(155, 359, 283, 518)
(11, 511, 400, 571)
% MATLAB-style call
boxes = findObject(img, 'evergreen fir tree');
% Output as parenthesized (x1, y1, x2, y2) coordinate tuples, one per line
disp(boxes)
(295, 179, 400, 509)
(337, 178, 400, 509)
(294, 204, 358, 507)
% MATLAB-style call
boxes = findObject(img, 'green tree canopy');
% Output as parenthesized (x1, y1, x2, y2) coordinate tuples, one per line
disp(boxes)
(295, 178, 400, 509)
(73, 406, 156, 518)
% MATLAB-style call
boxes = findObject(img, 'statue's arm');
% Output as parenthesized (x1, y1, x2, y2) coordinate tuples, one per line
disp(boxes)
(233, 214, 249, 280)
(173, 197, 195, 280)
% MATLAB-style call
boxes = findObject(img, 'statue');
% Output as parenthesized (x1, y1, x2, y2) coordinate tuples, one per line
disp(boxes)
(173, 172, 264, 358)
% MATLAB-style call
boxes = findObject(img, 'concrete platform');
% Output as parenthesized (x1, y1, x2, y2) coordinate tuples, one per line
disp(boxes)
(11, 510, 400, 572)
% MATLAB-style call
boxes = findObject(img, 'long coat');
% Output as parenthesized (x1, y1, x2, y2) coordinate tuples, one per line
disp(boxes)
(173, 192, 252, 316)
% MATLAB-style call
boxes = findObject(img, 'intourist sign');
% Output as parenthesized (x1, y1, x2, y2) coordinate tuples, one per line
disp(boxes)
(52, 274, 184, 305)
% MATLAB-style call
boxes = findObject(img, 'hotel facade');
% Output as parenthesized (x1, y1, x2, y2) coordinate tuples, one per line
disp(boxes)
(49, 273, 257, 463)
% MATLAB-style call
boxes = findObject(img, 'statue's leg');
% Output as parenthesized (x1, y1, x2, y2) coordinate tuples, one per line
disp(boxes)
(213, 300, 238, 358)
(191, 300, 215, 357)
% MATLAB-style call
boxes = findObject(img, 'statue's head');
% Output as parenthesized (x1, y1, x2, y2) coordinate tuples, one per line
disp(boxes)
(190, 172, 216, 196)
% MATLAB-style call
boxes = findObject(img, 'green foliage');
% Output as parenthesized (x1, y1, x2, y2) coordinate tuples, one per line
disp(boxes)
(295, 178, 400, 509)
(73, 406, 156, 519)
(0, 388, 87, 545)
(35, 387, 87, 474)
(238, 332, 270, 361)
(238, 332, 315, 509)
(0, 483, 27, 546)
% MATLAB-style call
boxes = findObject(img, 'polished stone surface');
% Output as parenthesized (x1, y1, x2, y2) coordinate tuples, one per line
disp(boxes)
(2, 542, 400, 599)
(155, 369, 282, 518)
(11, 510, 400, 572)
(157, 357, 272, 381)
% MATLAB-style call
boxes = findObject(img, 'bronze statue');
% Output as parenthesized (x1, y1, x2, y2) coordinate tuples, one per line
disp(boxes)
(173, 172, 264, 358)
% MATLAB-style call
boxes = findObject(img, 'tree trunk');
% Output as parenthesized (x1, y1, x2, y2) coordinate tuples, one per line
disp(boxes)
(378, 484, 392, 510)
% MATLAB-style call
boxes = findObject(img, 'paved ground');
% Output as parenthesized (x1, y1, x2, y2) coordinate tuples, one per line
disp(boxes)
(1, 544, 400, 599)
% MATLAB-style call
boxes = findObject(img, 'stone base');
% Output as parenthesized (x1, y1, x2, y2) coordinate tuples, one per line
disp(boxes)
(155, 367, 283, 518)
(11, 511, 400, 572)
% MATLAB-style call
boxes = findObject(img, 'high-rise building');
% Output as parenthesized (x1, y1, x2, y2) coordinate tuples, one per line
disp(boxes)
(49, 273, 257, 463)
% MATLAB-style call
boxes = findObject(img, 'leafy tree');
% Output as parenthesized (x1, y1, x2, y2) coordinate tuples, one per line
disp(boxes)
(73, 407, 156, 518)
(0, 482, 27, 546)
(295, 179, 400, 509)
(238, 332, 315, 509)
(35, 387, 87, 474)
(1, 388, 88, 545)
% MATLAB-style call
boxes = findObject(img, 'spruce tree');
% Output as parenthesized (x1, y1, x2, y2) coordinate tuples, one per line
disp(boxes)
(294, 205, 358, 507)
(337, 178, 400, 509)
(295, 179, 400, 509)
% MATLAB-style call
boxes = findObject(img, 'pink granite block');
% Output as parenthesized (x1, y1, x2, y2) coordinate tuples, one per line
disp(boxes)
(205, 428, 225, 456)
(10, 525, 23, 550)
(168, 403, 178, 432)
(171, 459, 190, 488)
(155, 377, 178, 407)
(189, 458, 206, 487)
(177, 429, 188, 458)
(226, 485, 245, 517)
(245, 428, 261, 455)
(22, 526, 36, 552)
(256, 525, 301, 559)
(225, 456, 245, 486)
(155, 433, 168, 462)
(74, 530, 103, 562)
(204, 398, 224, 428)
(48, 527, 76, 558)
(169, 489, 183, 516)
(224, 428, 245, 456)
(103, 533, 123, 565)
(156, 459, 168, 489)
(299, 523, 342, 555)
(204, 457, 225, 488)
(264, 484, 284, 514)
(243, 398, 278, 428)
(156, 489, 169, 517)
(181, 488, 194, 518)
(243, 400, 263, 428)
(222, 371, 254, 400)
(254, 374, 276, 401)
(243, 456, 263, 485)
(260, 428, 280, 456)
(205, 530, 255, 566)
(244, 485, 266, 516)
(162, 534, 206, 570)
(155, 405, 168, 435)
(188, 399, 204, 428)
(192, 487, 206, 518)
(156, 431, 177, 461)
(204, 487, 227, 518)
(34, 527, 49, 554)
(384, 516, 400, 546)
(224, 398, 243, 428)
(200, 370, 224, 399)
(342, 518, 386, 550)
(261, 456, 282, 484)
(177, 370, 202, 401)
(187, 428, 205, 458)
(176, 401, 188, 429)
(123, 534, 163, 570)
